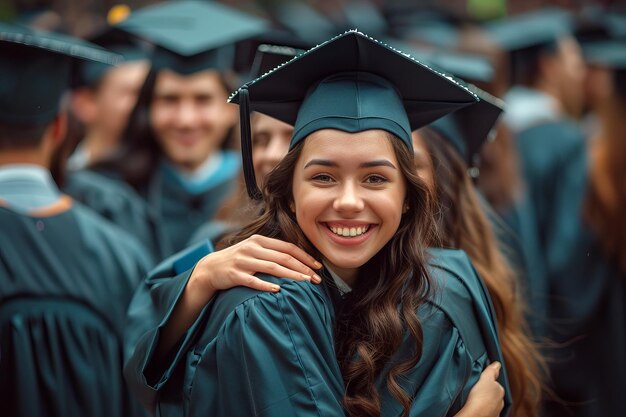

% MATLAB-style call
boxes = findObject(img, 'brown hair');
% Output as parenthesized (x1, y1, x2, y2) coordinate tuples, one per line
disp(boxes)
(420, 127, 545, 417)
(584, 68, 626, 274)
(229, 132, 437, 417)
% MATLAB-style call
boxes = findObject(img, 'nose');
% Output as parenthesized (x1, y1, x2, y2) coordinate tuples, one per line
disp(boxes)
(174, 100, 201, 128)
(333, 181, 365, 214)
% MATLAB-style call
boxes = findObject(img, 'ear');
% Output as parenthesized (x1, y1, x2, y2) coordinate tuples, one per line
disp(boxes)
(289, 201, 296, 213)
(402, 201, 409, 214)
(50, 111, 68, 145)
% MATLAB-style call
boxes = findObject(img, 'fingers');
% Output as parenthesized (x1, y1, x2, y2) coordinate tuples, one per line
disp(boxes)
(247, 247, 320, 282)
(231, 272, 281, 293)
(250, 235, 322, 271)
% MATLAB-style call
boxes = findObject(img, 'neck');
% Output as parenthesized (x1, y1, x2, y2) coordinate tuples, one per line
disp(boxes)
(325, 262, 358, 287)
(82, 131, 118, 164)
(0, 149, 48, 168)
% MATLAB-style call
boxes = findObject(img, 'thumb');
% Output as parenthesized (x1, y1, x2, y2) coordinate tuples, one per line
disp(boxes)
(485, 361, 501, 379)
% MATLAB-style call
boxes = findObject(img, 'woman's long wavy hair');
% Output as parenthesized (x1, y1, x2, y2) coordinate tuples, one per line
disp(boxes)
(230, 132, 438, 417)
(419, 127, 546, 417)
(91, 67, 238, 191)
(584, 68, 626, 274)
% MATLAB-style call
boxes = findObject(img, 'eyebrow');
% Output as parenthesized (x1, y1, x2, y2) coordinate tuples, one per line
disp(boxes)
(303, 159, 397, 169)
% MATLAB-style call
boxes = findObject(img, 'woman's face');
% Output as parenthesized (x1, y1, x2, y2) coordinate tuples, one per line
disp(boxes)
(411, 131, 435, 193)
(251, 113, 293, 186)
(150, 69, 236, 172)
(291, 129, 407, 283)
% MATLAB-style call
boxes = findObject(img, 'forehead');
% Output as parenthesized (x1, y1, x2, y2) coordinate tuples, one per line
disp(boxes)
(298, 129, 398, 161)
(154, 69, 225, 92)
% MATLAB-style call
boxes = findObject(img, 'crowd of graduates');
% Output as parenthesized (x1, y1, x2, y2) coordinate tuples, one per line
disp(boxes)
(0, 1, 624, 417)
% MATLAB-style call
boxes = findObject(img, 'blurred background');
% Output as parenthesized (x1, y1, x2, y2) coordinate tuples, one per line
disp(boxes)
(2, 0, 625, 38)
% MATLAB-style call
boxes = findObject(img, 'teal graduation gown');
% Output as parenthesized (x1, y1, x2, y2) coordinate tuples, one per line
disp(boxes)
(62, 169, 160, 262)
(0, 200, 152, 417)
(543, 147, 626, 417)
(124, 245, 511, 416)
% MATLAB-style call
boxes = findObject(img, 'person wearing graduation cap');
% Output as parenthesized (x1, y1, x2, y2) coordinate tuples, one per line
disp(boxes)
(483, 7, 588, 252)
(0, 22, 152, 417)
(541, 40, 626, 417)
(412, 91, 545, 417)
(68, 27, 150, 170)
(92, 0, 268, 258)
(125, 30, 512, 417)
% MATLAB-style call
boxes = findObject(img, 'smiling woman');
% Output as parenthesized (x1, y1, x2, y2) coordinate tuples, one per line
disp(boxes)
(127, 31, 511, 417)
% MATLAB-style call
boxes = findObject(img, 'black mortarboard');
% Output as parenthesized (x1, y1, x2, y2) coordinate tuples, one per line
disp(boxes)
(0, 22, 120, 126)
(78, 26, 151, 86)
(429, 84, 504, 170)
(229, 30, 479, 199)
(114, 0, 268, 75)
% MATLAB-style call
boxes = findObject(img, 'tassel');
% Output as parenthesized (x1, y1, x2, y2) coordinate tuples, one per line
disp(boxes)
(239, 87, 262, 200)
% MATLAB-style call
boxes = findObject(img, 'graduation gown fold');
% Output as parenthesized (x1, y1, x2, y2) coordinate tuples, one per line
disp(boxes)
(125, 246, 511, 416)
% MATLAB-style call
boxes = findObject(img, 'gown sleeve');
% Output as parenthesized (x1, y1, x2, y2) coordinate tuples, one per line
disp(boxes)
(167, 277, 347, 417)
(123, 240, 215, 412)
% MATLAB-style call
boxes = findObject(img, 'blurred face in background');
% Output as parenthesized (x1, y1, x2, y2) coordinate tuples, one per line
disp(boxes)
(410, 131, 435, 193)
(72, 60, 149, 155)
(251, 112, 293, 187)
(552, 36, 587, 119)
(151, 69, 237, 172)
(584, 64, 614, 115)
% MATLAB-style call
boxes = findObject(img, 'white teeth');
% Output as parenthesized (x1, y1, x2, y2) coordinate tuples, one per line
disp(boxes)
(329, 225, 369, 237)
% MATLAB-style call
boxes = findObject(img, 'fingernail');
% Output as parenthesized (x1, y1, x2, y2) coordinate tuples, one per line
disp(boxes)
(312, 274, 322, 283)
(313, 261, 323, 269)
(492, 362, 501, 370)
(301, 274, 312, 281)
(271, 285, 280, 292)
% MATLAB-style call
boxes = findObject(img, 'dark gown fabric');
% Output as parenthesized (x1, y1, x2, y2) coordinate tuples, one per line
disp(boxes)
(124, 245, 511, 417)
(94, 156, 239, 258)
(0, 201, 152, 417)
(543, 148, 626, 417)
(514, 120, 586, 249)
(62, 169, 159, 262)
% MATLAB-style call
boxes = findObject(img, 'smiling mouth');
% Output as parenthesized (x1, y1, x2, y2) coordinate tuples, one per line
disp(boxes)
(327, 224, 370, 237)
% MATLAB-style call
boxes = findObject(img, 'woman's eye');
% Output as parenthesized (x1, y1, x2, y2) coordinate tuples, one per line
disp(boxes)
(365, 175, 387, 184)
(311, 174, 334, 183)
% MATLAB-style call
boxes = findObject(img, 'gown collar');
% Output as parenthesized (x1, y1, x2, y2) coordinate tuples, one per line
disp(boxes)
(0, 164, 62, 213)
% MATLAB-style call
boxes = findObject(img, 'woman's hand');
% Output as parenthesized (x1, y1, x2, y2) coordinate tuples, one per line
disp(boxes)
(192, 234, 322, 297)
(454, 362, 505, 417)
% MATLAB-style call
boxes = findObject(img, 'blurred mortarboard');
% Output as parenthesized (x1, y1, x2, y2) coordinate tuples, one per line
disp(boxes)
(342, 0, 388, 37)
(78, 26, 151, 87)
(274, 2, 338, 46)
(0, 22, 121, 126)
(429, 84, 504, 171)
(114, 0, 268, 74)
(387, 38, 494, 84)
(229, 30, 479, 199)
(248, 43, 305, 80)
(484, 7, 574, 52)
(582, 40, 626, 69)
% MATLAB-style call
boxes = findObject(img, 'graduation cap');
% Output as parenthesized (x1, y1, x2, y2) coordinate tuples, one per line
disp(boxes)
(429, 85, 504, 171)
(484, 8, 575, 84)
(248, 43, 305, 80)
(78, 26, 151, 87)
(114, 0, 268, 75)
(0, 22, 121, 126)
(229, 30, 479, 199)
(582, 40, 626, 69)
